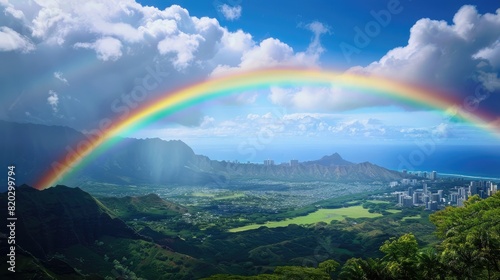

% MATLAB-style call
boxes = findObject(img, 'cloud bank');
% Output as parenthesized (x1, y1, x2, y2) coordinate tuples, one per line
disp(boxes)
(269, 6, 500, 118)
(0, 1, 498, 135)
(0, 0, 326, 129)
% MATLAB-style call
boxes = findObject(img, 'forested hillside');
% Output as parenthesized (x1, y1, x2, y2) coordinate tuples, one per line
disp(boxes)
(205, 192, 500, 279)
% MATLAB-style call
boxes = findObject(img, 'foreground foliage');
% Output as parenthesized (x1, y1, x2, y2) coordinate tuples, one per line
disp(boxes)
(207, 193, 500, 279)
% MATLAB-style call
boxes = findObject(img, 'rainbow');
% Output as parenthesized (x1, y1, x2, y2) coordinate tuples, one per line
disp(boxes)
(35, 68, 499, 190)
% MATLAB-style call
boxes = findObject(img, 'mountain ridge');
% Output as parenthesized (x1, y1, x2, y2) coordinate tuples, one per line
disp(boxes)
(0, 185, 143, 259)
(0, 121, 405, 189)
(303, 152, 354, 166)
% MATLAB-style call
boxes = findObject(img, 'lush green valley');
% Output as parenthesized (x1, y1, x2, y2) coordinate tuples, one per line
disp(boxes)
(1, 177, 499, 279)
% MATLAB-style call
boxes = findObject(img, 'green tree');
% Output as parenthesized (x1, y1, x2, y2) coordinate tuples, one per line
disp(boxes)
(339, 257, 388, 280)
(415, 248, 445, 280)
(430, 193, 500, 279)
(379, 233, 419, 279)
(339, 258, 367, 280)
(318, 259, 340, 277)
(273, 266, 330, 280)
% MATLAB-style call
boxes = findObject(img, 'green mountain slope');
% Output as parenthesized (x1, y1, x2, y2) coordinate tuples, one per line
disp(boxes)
(98, 193, 188, 220)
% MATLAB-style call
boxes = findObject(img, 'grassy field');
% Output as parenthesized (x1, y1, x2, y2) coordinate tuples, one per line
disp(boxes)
(346, 200, 361, 205)
(385, 209, 402, 214)
(367, 200, 390, 204)
(213, 193, 245, 200)
(191, 192, 215, 197)
(229, 205, 383, 232)
(191, 192, 245, 200)
(402, 215, 422, 221)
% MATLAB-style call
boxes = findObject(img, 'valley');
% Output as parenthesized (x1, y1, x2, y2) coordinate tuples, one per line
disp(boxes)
(79, 180, 389, 213)
(2, 169, 499, 279)
(1, 121, 498, 279)
(228, 206, 385, 232)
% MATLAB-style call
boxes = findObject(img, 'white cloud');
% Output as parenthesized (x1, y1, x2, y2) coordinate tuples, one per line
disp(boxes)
(219, 4, 242, 21)
(74, 37, 123, 61)
(0, 26, 34, 52)
(3, 1, 495, 138)
(270, 6, 500, 114)
(158, 32, 203, 69)
(0, 0, 25, 20)
(304, 21, 330, 56)
(269, 85, 388, 112)
(200, 116, 215, 128)
(31, 3, 75, 45)
(53, 71, 68, 84)
(0, 1, 231, 127)
(139, 111, 475, 142)
(473, 40, 500, 70)
(47, 90, 59, 112)
(352, 6, 500, 90)
(211, 20, 329, 77)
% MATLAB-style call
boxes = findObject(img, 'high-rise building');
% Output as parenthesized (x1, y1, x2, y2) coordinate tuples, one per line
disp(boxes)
(403, 196, 413, 207)
(412, 192, 420, 204)
(430, 201, 438, 211)
(264, 159, 275, 166)
(479, 190, 485, 199)
(422, 195, 430, 205)
(437, 190, 443, 201)
(430, 171, 437, 180)
(431, 193, 440, 203)
(458, 187, 467, 199)
(450, 193, 458, 204)
(469, 181, 479, 196)
(396, 192, 406, 205)
(423, 183, 428, 194)
(408, 187, 414, 196)
(289, 159, 299, 167)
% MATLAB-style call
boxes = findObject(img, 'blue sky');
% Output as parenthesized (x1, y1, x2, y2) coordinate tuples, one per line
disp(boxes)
(0, 0, 499, 162)
(144, 0, 499, 67)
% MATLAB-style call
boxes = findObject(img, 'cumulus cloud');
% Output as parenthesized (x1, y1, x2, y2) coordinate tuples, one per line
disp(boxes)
(3, 1, 496, 136)
(143, 111, 476, 143)
(219, 4, 242, 21)
(351, 6, 500, 106)
(211, 20, 329, 76)
(0, 1, 233, 127)
(47, 90, 59, 112)
(268, 85, 389, 112)
(329, 118, 386, 137)
(74, 37, 123, 61)
(270, 6, 500, 118)
(54, 71, 68, 84)
(0, 0, 24, 20)
(200, 116, 215, 128)
(351, 6, 500, 86)
(304, 21, 331, 56)
(0, 26, 34, 52)
(157, 32, 203, 68)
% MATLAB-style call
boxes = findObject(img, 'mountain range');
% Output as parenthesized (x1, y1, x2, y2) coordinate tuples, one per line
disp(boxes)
(0, 120, 405, 190)
(0, 185, 216, 279)
(0, 185, 142, 259)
